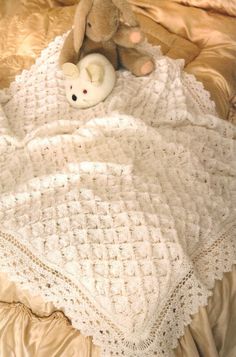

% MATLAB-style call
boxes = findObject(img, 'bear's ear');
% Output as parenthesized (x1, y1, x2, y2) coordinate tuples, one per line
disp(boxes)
(62, 63, 80, 78)
(80, 64, 104, 86)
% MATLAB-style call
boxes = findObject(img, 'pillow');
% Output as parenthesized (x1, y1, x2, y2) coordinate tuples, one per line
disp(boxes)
(170, 0, 236, 16)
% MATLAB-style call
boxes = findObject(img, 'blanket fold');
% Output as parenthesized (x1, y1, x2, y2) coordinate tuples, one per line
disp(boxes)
(0, 35, 235, 357)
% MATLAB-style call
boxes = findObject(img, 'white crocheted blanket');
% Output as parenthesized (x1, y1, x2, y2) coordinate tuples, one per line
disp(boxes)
(0, 35, 235, 357)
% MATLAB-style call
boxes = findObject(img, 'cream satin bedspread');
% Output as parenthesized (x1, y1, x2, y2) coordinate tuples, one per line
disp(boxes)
(0, 1, 236, 356)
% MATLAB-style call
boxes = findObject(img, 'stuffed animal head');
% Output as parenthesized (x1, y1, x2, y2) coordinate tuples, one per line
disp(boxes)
(62, 53, 116, 109)
(74, 0, 138, 54)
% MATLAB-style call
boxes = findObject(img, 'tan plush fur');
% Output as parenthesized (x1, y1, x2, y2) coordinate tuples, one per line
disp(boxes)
(59, 0, 154, 76)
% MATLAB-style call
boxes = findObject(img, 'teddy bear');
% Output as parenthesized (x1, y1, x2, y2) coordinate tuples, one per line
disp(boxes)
(59, 0, 154, 77)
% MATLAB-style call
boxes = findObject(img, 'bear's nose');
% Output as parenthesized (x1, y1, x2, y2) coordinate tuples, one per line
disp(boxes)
(72, 94, 77, 101)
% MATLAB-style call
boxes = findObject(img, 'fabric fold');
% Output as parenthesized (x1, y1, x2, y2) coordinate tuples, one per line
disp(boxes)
(0, 32, 235, 357)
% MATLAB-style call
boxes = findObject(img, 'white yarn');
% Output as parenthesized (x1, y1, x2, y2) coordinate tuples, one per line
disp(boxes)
(0, 34, 235, 357)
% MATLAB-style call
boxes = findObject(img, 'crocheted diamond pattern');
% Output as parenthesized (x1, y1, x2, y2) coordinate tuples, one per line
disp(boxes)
(0, 35, 235, 357)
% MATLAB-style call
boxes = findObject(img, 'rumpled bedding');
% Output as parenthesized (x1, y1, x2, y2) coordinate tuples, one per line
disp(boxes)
(1, 0, 236, 119)
(0, 1, 236, 356)
(1, 266, 236, 357)
(130, 0, 236, 121)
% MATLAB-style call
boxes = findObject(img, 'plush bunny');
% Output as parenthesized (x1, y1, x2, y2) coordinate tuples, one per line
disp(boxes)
(59, 0, 154, 76)
(62, 53, 116, 108)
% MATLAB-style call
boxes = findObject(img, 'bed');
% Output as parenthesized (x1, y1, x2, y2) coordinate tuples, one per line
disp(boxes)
(0, 1, 235, 356)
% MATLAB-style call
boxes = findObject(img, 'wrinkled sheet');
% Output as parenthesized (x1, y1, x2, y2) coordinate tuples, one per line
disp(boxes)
(129, 0, 236, 120)
(0, 0, 236, 356)
(0, 0, 236, 119)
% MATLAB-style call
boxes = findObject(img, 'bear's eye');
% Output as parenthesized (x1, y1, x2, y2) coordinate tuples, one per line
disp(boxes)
(70, 85, 72, 90)
(87, 22, 92, 28)
(83, 89, 88, 94)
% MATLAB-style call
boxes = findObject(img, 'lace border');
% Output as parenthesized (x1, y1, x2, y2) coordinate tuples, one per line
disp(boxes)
(0, 30, 235, 357)
(0, 219, 235, 357)
(182, 72, 217, 116)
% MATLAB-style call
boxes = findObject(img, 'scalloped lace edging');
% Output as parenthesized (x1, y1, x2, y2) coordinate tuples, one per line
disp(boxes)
(182, 72, 217, 116)
(0, 221, 235, 357)
(0, 29, 235, 357)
